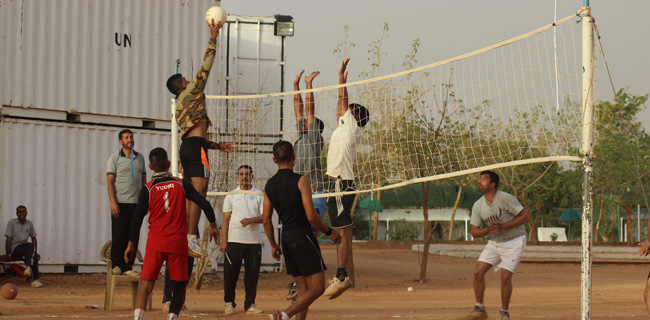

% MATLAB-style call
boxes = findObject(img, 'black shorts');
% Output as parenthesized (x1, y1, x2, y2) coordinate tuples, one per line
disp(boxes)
(179, 137, 210, 179)
(281, 233, 326, 277)
(327, 178, 355, 228)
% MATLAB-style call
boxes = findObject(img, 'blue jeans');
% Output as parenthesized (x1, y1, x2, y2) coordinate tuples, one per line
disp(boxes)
(311, 189, 327, 232)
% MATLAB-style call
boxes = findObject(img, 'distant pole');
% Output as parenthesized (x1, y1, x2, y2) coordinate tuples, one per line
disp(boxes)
(580, 2, 594, 320)
(638, 204, 641, 241)
(171, 59, 181, 177)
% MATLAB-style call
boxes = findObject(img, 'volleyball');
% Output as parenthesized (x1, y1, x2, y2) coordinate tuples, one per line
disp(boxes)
(205, 6, 227, 28)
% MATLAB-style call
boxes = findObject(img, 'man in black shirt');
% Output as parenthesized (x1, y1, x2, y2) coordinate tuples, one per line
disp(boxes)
(263, 140, 341, 320)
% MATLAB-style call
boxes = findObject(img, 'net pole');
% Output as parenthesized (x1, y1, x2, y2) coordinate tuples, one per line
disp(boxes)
(171, 59, 180, 177)
(580, 3, 594, 320)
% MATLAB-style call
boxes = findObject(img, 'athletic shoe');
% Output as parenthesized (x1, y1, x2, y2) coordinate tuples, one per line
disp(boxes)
(323, 276, 352, 300)
(268, 311, 283, 320)
(123, 270, 140, 276)
(245, 304, 263, 314)
(24, 266, 32, 278)
(111, 266, 121, 275)
(187, 237, 206, 258)
(467, 305, 488, 320)
(497, 310, 510, 320)
(166, 313, 178, 320)
(31, 279, 44, 288)
(224, 302, 234, 315)
(286, 281, 299, 300)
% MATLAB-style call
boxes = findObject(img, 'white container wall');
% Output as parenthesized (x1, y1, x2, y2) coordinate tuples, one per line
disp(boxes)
(0, 118, 171, 270)
(0, 0, 221, 123)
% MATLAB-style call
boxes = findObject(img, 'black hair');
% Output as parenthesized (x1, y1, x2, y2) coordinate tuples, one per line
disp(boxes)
(350, 103, 370, 128)
(166, 74, 184, 95)
(273, 140, 294, 164)
(238, 165, 253, 174)
(118, 129, 133, 140)
(149, 147, 169, 171)
(314, 118, 325, 134)
(16, 205, 27, 212)
(480, 170, 500, 189)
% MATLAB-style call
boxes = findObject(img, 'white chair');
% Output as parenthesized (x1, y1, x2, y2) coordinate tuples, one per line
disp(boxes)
(99, 240, 152, 311)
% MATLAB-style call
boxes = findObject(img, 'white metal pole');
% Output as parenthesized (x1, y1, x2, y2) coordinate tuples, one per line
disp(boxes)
(580, 3, 594, 320)
(465, 219, 468, 241)
(171, 98, 179, 177)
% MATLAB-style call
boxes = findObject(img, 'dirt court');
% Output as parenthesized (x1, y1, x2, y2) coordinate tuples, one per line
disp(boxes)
(0, 241, 648, 319)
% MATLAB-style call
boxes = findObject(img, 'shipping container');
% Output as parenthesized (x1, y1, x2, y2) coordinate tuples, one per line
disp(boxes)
(0, 118, 281, 272)
(0, 0, 288, 133)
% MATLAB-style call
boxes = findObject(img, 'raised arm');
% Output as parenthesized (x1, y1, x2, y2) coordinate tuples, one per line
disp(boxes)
(336, 58, 350, 122)
(189, 24, 221, 94)
(293, 70, 305, 121)
(305, 71, 320, 125)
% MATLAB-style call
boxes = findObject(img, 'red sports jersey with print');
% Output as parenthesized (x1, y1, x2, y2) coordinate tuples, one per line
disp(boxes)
(145, 177, 188, 254)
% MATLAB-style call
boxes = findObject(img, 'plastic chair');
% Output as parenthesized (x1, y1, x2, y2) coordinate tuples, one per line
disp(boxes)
(99, 240, 152, 311)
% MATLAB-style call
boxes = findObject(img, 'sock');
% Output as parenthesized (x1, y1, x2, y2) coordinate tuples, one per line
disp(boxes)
(188, 234, 198, 241)
(134, 308, 145, 320)
(281, 312, 290, 320)
(500, 309, 509, 314)
(336, 267, 347, 281)
(475, 303, 485, 308)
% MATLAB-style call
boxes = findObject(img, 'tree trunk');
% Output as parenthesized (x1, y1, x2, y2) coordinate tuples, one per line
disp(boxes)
(595, 190, 605, 241)
(419, 182, 431, 282)
(448, 185, 463, 241)
(372, 211, 378, 240)
(623, 192, 638, 245)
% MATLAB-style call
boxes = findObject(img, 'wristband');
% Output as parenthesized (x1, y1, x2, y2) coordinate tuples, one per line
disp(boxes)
(325, 227, 333, 236)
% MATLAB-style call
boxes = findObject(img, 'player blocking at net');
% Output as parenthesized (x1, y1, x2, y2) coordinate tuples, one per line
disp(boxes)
(262, 140, 341, 320)
(468, 171, 530, 320)
(166, 21, 235, 259)
(125, 148, 219, 320)
(324, 58, 370, 299)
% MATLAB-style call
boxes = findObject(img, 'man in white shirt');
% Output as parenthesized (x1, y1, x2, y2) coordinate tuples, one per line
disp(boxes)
(468, 170, 530, 320)
(221, 165, 264, 315)
(324, 58, 370, 300)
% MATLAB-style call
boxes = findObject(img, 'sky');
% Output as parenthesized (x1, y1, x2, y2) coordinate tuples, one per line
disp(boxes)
(221, 0, 650, 126)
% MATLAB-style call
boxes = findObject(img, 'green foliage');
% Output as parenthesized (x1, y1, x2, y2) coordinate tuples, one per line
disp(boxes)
(352, 212, 370, 241)
(390, 219, 420, 241)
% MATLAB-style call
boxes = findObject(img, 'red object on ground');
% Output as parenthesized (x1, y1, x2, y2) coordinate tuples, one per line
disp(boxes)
(2, 283, 18, 300)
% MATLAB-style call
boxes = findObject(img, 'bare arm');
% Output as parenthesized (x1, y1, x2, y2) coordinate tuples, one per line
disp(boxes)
(220, 212, 231, 253)
(240, 215, 263, 227)
(471, 224, 491, 239)
(107, 174, 120, 218)
(336, 58, 350, 122)
(5, 236, 11, 255)
(299, 177, 340, 243)
(305, 71, 320, 125)
(293, 70, 305, 121)
(262, 191, 282, 261)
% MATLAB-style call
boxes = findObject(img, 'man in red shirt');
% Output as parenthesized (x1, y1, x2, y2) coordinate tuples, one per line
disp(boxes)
(125, 148, 218, 320)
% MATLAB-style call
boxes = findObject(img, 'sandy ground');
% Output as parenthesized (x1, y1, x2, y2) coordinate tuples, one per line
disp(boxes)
(0, 241, 648, 319)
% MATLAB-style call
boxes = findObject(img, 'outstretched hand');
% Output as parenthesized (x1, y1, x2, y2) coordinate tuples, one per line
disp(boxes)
(209, 23, 221, 39)
(639, 240, 650, 257)
(294, 70, 305, 89)
(339, 58, 350, 84)
(217, 143, 236, 153)
(305, 71, 320, 85)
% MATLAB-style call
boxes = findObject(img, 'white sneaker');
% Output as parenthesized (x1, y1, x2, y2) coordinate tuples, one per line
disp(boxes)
(245, 304, 264, 314)
(123, 270, 140, 276)
(24, 266, 32, 278)
(187, 236, 206, 258)
(31, 279, 43, 288)
(112, 266, 121, 275)
(166, 313, 178, 320)
(323, 276, 352, 300)
(224, 302, 234, 315)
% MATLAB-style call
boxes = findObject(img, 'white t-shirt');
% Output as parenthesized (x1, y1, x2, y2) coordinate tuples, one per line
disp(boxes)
(326, 109, 361, 180)
(470, 190, 525, 242)
(222, 186, 264, 244)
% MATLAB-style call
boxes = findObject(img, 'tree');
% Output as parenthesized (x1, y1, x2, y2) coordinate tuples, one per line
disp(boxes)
(593, 88, 650, 244)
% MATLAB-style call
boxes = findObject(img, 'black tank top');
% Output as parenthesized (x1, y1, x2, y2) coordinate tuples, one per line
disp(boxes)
(265, 169, 312, 236)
